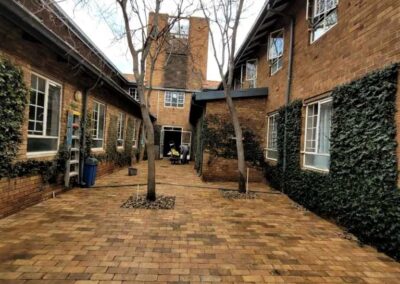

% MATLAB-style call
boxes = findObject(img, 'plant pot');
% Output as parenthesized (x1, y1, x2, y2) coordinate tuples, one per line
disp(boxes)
(128, 167, 138, 176)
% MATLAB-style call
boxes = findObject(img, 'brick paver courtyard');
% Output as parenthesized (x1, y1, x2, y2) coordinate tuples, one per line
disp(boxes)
(0, 160, 399, 283)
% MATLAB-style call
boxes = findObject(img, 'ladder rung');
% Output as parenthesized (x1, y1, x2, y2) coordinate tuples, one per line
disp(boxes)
(71, 148, 79, 152)
(70, 160, 79, 164)
(69, 171, 79, 177)
(72, 136, 79, 139)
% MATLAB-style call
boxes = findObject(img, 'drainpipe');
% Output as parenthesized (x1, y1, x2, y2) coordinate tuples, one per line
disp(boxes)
(268, 9, 295, 193)
(282, 16, 295, 193)
(79, 79, 102, 186)
(79, 89, 88, 186)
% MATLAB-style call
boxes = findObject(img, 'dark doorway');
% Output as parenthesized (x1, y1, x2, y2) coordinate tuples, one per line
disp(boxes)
(163, 130, 182, 156)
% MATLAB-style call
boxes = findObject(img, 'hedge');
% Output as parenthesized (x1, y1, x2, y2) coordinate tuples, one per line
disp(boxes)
(264, 65, 400, 260)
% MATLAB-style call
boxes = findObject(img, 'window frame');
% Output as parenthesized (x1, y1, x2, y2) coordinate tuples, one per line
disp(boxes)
(164, 91, 185, 108)
(129, 87, 139, 101)
(266, 113, 279, 161)
(245, 59, 257, 88)
(92, 101, 106, 151)
(308, 0, 339, 43)
(169, 17, 190, 39)
(303, 97, 332, 172)
(117, 112, 126, 148)
(132, 120, 138, 148)
(27, 72, 62, 157)
(268, 29, 285, 76)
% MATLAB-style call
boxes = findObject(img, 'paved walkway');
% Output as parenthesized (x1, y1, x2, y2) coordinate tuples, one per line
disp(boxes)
(0, 160, 399, 283)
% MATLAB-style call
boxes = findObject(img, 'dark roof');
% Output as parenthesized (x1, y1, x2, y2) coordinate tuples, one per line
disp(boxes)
(195, 87, 268, 101)
(0, 0, 155, 120)
(218, 0, 292, 89)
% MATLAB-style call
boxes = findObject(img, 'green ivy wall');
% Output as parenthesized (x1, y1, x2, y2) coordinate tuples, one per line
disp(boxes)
(265, 65, 400, 260)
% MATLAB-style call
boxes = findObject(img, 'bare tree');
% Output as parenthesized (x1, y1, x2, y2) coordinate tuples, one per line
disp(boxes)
(70, 0, 193, 201)
(200, 0, 247, 192)
(117, 0, 195, 201)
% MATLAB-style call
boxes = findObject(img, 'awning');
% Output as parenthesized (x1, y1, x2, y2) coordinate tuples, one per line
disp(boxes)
(194, 87, 268, 101)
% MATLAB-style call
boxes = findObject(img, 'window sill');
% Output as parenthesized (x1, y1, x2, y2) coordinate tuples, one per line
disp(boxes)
(27, 151, 58, 159)
(302, 166, 329, 174)
(265, 157, 278, 164)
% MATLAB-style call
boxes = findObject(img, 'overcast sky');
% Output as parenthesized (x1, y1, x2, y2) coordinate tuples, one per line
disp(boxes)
(57, 0, 266, 81)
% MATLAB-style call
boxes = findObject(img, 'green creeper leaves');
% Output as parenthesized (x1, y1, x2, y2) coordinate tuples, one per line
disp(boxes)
(0, 58, 28, 178)
(264, 64, 400, 260)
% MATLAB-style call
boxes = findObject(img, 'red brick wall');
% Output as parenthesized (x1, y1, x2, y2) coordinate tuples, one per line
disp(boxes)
(237, 0, 400, 173)
(200, 97, 267, 182)
(202, 153, 263, 182)
(146, 14, 209, 131)
(0, 15, 141, 218)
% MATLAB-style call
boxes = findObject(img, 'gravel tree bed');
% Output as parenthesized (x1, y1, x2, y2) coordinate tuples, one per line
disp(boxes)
(121, 195, 175, 209)
(220, 190, 257, 199)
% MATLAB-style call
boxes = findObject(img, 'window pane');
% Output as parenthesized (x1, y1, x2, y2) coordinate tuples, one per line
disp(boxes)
(305, 104, 318, 152)
(27, 137, 58, 152)
(92, 139, 103, 148)
(46, 85, 61, 137)
(37, 77, 46, 93)
(318, 101, 332, 154)
(267, 150, 278, 160)
(305, 153, 330, 171)
(246, 60, 257, 81)
(98, 105, 105, 139)
(269, 30, 284, 60)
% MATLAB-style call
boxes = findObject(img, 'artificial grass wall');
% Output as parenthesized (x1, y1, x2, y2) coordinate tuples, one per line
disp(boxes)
(264, 65, 400, 260)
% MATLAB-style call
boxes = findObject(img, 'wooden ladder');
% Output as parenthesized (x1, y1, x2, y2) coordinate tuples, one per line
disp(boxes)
(64, 111, 81, 188)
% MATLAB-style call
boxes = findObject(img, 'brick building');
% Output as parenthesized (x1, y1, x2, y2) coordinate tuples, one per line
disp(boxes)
(0, 1, 145, 217)
(141, 13, 210, 158)
(192, 0, 400, 181)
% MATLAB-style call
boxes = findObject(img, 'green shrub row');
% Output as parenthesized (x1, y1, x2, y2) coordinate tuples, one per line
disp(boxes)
(264, 65, 400, 260)
(202, 114, 264, 166)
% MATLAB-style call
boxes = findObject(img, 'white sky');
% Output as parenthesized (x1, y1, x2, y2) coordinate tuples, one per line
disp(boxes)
(57, 0, 266, 81)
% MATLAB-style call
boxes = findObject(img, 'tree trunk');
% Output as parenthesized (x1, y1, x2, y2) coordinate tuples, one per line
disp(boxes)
(141, 105, 156, 201)
(225, 92, 246, 193)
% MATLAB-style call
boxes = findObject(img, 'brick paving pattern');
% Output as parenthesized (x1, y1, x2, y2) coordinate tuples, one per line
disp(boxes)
(0, 160, 399, 283)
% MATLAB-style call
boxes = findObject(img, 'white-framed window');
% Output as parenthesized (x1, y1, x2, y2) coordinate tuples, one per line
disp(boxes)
(129, 87, 139, 101)
(27, 73, 62, 155)
(234, 65, 246, 90)
(92, 101, 106, 149)
(307, 0, 339, 43)
(132, 120, 137, 148)
(266, 113, 279, 161)
(304, 98, 332, 171)
(117, 112, 125, 148)
(268, 29, 284, 75)
(169, 17, 189, 39)
(165, 91, 185, 108)
(245, 59, 257, 88)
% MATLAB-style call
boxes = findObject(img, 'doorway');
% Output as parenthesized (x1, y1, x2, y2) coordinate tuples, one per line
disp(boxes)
(160, 126, 192, 159)
(161, 126, 182, 158)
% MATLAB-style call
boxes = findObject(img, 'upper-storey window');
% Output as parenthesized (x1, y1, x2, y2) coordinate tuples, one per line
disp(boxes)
(308, 0, 339, 43)
(129, 88, 139, 102)
(246, 59, 257, 88)
(165, 91, 185, 108)
(169, 18, 189, 39)
(268, 29, 284, 75)
(28, 74, 62, 155)
(234, 65, 246, 90)
(117, 112, 125, 148)
(304, 98, 332, 171)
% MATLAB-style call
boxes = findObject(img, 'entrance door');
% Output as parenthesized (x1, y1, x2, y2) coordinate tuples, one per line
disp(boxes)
(160, 126, 183, 158)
